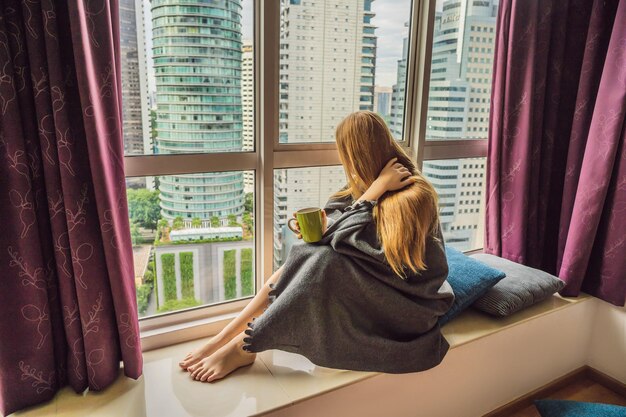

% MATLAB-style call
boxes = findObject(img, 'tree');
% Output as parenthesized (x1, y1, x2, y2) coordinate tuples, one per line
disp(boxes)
(172, 216, 184, 230)
(191, 217, 202, 228)
(130, 222, 142, 246)
(127, 189, 161, 230)
(158, 218, 169, 231)
(242, 212, 253, 234)
(244, 192, 253, 213)
(210, 216, 220, 227)
(228, 214, 238, 226)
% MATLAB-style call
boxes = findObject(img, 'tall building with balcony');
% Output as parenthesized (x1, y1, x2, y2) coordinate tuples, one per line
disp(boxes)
(273, 0, 377, 268)
(151, 0, 245, 222)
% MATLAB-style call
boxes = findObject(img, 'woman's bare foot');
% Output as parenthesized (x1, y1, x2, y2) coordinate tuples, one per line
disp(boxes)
(179, 336, 227, 370)
(187, 332, 256, 383)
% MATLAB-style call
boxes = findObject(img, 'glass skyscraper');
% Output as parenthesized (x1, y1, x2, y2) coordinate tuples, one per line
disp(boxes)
(151, 0, 245, 222)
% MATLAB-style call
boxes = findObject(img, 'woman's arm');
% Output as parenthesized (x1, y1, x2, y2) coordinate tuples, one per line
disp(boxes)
(356, 157, 417, 203)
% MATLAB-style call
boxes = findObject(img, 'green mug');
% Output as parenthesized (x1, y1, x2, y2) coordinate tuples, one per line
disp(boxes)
(288, 207, 324, 243)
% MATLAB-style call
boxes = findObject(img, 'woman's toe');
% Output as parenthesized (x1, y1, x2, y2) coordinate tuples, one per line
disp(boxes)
(200, 370, 213, 382)
(191, 367, 202, 379)
(207, 370, 222, 383)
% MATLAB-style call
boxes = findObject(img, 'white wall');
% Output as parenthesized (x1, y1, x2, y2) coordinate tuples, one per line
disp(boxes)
(587, 300, 626, 383)
(263, 298, 598, 417)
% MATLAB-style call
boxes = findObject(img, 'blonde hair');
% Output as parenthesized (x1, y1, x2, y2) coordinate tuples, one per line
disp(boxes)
(333, 111, 440, 278)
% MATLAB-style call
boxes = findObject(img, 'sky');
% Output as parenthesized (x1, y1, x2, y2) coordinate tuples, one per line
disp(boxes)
(241, 0, 412, 88)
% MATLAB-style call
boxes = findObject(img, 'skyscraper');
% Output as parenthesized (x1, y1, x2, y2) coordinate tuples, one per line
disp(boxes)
(120, 0, 146, 156)
(242, 41, 254, 194)
(374, 85, 393, 118)
(151, 0, 245, 223)
(389, 26, 408, 139)
(420, 0, 498, 250)
(273, 0, 377, 268)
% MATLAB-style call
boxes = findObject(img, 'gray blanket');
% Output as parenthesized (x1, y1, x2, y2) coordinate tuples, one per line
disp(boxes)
(243, 195, 454, 373)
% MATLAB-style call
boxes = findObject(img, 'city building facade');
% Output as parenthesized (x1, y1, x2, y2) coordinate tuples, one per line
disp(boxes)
(151, 0, 246, 222)
(273, 0, 377, 268)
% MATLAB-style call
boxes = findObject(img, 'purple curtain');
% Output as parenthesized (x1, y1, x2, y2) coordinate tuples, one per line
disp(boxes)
(486, 0, 626, 306)
(0, 1, 142, 414)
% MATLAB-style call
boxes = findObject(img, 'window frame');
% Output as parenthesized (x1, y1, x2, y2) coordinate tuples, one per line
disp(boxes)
(125, 0, 489, 350)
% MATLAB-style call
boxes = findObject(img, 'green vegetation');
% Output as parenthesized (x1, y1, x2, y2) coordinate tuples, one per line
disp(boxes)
(136, 282, 152, 314)
(180, 252, 194, 298)
(210, 216, 220, 227)
(227, 214, 238, 226)
(244, 192, 253, 213)
(241, 248, 254, 296)
(155, 236, 242, 246)
(172, 216, 184, 230)
(223, 250, 236, 300)
(242, 212, 254, 238)
(130, 222, 142, 246)
(161, 253, 176, 301)
(127, 189, 161, 230)
(157, 297, 200, 313)
(137, 254, 156, 315)
(191, 217, 202, 228)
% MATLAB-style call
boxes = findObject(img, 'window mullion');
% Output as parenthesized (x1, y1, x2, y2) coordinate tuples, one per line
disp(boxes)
(409, 0, 437, 170)
(124, 152, 256, 177)
(260, 0, 281, 282)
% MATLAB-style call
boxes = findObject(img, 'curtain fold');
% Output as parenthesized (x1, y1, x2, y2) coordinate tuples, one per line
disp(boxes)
(0, 1, 142, 415)
(486, 0, 626, 306)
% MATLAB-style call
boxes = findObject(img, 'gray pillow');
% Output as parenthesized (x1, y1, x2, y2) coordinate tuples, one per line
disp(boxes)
(468, 254, 566, 316)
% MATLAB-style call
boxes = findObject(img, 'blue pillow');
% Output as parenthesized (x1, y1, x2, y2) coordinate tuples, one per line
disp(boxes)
(534, 399, 626, 417)
(439, 247, 506, 325)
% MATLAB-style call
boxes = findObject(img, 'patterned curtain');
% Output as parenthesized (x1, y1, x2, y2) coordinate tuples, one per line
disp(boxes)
(486, 0, 626, 306)
(0, 1, 142, 414)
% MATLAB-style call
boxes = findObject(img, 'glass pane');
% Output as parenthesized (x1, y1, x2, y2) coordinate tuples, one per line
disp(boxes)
(120, 0, 254, 155)
(278, 0, 412, 143)
(273, 166, 346, 269)
(424, 0, 499, 141)
(126, 171, 255, 318)
(422, 158, 486, 251)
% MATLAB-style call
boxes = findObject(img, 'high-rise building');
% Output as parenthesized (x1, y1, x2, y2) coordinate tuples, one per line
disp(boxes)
(273, 0, 377, 268)
(151, 0, 245, 223)
(242, 42, 254, 194)
(389, 26, 408, 139)
(420, 0, 498, 250)
(374, 85, 393, 118)
(120, 0, 146, 155)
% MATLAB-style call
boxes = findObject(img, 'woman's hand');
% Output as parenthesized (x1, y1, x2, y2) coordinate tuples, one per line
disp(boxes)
(374, 157, 416, 193)
(356, 158, 417, 203)
(291, 209, 328, 239)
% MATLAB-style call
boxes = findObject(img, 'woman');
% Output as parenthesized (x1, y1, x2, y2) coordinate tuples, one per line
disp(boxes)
(179, 111, 454, 382)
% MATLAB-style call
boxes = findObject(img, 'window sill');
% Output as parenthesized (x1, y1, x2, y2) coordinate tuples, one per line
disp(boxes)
(14, 293, 592, 417)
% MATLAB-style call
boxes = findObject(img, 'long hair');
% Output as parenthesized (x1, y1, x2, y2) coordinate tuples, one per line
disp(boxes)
(332, 111, 440, 278)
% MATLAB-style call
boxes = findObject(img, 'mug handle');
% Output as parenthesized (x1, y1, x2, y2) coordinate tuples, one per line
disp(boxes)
(287, 217, 299, 234)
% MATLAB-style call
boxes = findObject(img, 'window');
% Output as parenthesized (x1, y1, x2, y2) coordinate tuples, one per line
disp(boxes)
(273, 166, 345, 269)
(423, 158, 487, 251)
(121, 0, 490, 341)
(426, 0, 499, 141)
(279, 0, 413, 142)
(127, 172, 254, 318)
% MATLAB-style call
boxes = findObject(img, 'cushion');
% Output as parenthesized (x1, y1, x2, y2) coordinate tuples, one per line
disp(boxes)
(439, 247, 506, 326)
(469, 253, 565, 317)
(534, 399, 626, 417)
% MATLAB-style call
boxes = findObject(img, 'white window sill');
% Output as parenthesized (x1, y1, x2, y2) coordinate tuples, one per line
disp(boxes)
(12, 293, 592, 417)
